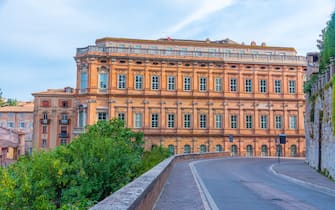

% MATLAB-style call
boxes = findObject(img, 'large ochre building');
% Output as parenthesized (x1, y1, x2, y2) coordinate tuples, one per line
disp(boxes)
(73, 37, 306, 157)
(33, 37, 307, 157)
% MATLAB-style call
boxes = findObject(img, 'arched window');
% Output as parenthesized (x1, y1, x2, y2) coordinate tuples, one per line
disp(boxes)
(231, 144, 238, 156)
(42, 112, 48, 120)
(184, 144, 191, 154)
(200, 144, 207, 153)
(261, 145, 268, 156)
(246, 145, 253, 157)
(168, 144, 175, 155)
(215, 144, 222, 152)
(291, 145, 297, 157)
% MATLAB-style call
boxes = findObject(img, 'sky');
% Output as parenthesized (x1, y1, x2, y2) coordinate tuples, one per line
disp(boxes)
(0, 0, 334, 101)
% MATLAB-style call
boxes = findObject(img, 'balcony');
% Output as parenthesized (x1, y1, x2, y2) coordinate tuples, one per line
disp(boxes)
(40, 119, 50, 124)
(59, 132, 69, 138)
(59, 119, 70, 125)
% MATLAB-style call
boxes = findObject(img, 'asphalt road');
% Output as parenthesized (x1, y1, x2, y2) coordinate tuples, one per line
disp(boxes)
(193, 158, 335, 210)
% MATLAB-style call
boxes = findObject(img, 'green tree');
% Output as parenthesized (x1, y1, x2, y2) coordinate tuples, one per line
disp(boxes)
(319, 9, 335, 71)
(6, 98, 17, 106)
(0, 119, 171, 209)
(0, 89, 5, 107)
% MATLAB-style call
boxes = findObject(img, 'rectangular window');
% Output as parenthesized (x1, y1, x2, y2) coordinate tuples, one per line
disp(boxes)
(167, 76, 176, 91)
(134, 113, 142, 128)
(230, 78, 237, 92)
(152, 76, 159, 90)
(289, 115, 297, 129)
(181, 48, 187, 56)
(167, 114, 175, 128)
(61, 113, 68, 121)
(200, 114, 207, 128)
(78, 110, 85, 128)
(215, 78, 222, 92)
(289, 80, 296, 93)
(7, 121, 14, 128)
(118, 113, 125, 123)
(42, 139, 47, 148)
(245, 79, 252, 93)
(184, 77, 191, 91)
(199, 77, 207, 91)
(184, 114, 191, 128)
(274, 80, 281, 93)
(230, 115, 237, 128)
(215, 114, 222, 128)
(260, 115, 268, 129)
(275, 115, 282, 129)
(135, 75, 143, 90)
(42, 125, 47, 134)
(97, 112, 107, 121)
(151, 113, 159, 128)
(246, 115, 253, 129)
(19, 121, 25, 129)
(60, 139, 67, 146)
(260, 80, 267, 93)
(149, 46, 158, 54)
(8, 113, 13, 118)
(99, 72, 108, 89)
(20, 113, 24, 118)
(134, 45, 141, 53)
(80, 71, 88, 90)
(118, 74, 126, 89)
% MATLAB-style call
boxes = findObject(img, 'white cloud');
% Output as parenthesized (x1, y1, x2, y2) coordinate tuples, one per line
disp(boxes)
(165, 0, 235, 35)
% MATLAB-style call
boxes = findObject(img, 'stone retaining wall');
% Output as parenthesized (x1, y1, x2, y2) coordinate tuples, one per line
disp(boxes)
(90, 151, 230, 210)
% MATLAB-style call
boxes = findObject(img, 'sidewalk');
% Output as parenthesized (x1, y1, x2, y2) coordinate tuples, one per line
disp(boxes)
(154, 161, 206, 210)
(271, 159, 335, 195)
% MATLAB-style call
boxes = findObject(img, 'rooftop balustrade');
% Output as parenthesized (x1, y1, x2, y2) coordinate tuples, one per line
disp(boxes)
(76, 46, 306, 66)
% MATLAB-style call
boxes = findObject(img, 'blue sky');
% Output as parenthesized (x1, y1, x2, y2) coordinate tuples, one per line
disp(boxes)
(0, 0, 334, 101)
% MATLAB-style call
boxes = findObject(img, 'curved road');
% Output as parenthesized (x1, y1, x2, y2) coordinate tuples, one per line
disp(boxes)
(193, 158, 335, 210)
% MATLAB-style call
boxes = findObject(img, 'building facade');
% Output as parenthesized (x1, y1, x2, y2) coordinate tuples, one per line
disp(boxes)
(71, 37, 306, 156)
(32, 87, 75, 149)
(0, 127, 25, 166)
(0, 102, 34, 154)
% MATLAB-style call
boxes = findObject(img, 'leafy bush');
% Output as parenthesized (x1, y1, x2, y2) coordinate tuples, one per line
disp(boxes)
(0, 119, 169, 209)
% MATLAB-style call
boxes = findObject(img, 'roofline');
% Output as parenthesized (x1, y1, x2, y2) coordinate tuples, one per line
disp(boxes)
(95, 37, 297, 52)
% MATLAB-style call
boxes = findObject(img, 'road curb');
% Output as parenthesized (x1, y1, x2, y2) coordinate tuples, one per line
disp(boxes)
(269, 163, 335, 197)
(189, 160, 220, 210)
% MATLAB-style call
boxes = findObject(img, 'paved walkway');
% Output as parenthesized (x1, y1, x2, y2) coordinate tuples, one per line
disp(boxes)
(154, 157, 335, 209)
(154, 160, 206, 210)
(271, 158, 335, 195)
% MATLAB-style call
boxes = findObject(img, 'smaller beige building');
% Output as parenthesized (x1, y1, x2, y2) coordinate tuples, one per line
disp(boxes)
(0, 127, 25, 166)
(32, 87, 75, 149)
(0, 102, 34, 154)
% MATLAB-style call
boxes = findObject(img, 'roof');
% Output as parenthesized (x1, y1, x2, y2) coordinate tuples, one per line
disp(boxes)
(32, 87, 74, 97)
(0, 102, 34, 113)
(0, 139, 18, 148)
(0, 127, 22, 148)
(95, 37, 297, 52)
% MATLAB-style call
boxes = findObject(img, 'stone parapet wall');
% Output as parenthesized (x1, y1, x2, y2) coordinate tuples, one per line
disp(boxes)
(305, 63, 335, 178)
(90, 151, 230, 210)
